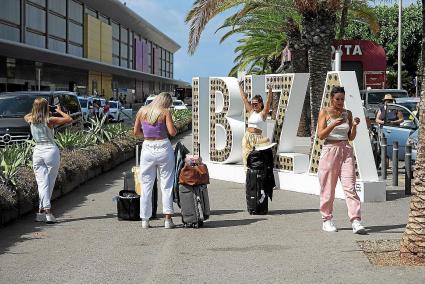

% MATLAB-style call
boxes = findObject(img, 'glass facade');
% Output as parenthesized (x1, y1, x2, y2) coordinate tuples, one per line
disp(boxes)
(0, 0, 175, 79)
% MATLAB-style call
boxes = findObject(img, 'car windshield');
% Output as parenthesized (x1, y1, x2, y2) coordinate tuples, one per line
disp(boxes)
(109, 102, 118, 108)
(79, 99, 88, 108)
(173, 101, 183, 106)
(0, 94, 45, 117)
(368, 92, 407, 104)
(396, 101, 418, 112)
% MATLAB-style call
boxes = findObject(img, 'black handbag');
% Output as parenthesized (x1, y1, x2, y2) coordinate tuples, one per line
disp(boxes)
(117, 190, 140, 221)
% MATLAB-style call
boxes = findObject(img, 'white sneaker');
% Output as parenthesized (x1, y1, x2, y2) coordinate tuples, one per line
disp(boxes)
(45, 213, 56, 224)
(352, 220, 366, 234)
(35, 213, 46, 222)
(164, 219, 175, 229)
(322, 220, 338, 232)
(141, 220, 150, 229)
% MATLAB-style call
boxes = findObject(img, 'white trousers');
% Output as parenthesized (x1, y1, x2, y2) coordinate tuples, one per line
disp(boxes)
(33, 145, 60, 210)
(139, 139, 175, 219)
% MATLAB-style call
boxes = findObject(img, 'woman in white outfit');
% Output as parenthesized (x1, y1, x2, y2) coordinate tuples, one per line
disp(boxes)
(133, 92, 177, 229)
(25, 97, 72, 223)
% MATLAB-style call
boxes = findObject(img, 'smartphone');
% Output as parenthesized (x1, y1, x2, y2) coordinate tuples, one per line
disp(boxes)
(49, 105, 57, 113)
(340, 112, 347, 121)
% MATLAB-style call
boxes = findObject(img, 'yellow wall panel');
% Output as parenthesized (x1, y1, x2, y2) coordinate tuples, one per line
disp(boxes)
(88, 71, 102, 96)
(101, 73, 113, 99)
(84, 15, 101, 61)
(100, 22, 112, 64)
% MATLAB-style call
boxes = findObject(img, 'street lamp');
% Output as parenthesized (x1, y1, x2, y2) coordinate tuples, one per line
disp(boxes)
(397, 0, 402, 89)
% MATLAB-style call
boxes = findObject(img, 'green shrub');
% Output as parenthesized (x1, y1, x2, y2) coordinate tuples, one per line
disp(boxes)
(0, 143, 32, 186)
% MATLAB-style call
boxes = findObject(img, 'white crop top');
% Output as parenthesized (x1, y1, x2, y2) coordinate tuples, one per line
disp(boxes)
(247, 111, 266, 130)
(326, 110, 350, 141)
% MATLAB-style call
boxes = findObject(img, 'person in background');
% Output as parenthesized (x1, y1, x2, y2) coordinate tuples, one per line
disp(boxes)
(133, 92, 177, 229)
(24, 98, 72, 223)
(317, 86, 366, 234)
(375, 94, 403, 126)
(239, 82, 275, 168)
(409, 102, 420, 121)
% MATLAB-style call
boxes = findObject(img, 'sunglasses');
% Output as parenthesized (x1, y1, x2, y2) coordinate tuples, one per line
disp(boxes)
(251, 101, 260, 106)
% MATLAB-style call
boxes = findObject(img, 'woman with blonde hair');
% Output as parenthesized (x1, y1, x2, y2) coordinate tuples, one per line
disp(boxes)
(25, 97, 72, 223)
(134, 92, 177, 229)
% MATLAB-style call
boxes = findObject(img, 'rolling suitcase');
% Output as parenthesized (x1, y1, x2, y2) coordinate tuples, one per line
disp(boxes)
(246, 169, 268, 215)
(179, 184, 210, 228)
(122, 142, 158, 218)
(178, 143, 211, 228)
(245, 148, 275, 215)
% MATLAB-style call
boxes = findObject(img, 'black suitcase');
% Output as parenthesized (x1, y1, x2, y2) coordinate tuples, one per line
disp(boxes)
(179, 184, 211, 228)
(245, 148, 275, 215)
(246, 169, 268, 215)
(117, 190, 140, 221)
(122, 142, 158, 218)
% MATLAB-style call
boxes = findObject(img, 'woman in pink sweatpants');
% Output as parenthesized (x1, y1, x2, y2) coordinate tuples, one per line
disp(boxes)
(317, 86, 366, 234)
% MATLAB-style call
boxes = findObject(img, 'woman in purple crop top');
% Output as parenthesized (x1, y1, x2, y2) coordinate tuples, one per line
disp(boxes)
(133, 92, 177, 229)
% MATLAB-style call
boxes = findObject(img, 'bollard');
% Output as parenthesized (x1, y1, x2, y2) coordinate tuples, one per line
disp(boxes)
(392, 141, 399, 186)
(380, 136, 387, 180)
(405, 144, 412, 195)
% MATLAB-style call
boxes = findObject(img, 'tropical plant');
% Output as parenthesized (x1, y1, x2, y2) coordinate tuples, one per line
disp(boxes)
(85, 114, 112, 144)
(399, 0, 425, 262)
(55, 128, 96, 150)
(0, 143, 32, 186)
(172, 109, 192, 122)
(105, 123, 131, 138)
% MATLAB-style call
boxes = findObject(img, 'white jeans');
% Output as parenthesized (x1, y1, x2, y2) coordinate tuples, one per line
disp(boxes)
(139, 139, 175, 219)
(33, 145, 60, 210)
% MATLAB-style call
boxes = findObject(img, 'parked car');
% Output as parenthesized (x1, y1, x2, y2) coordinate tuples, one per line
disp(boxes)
(372, 103, 419, 161)
(144, 94, 157, 106)
(78, 96, 94, 122)
(360, 89, 408, 120)
(107, 100, 123, 122)
(172, 99, 188, 110)
(0, 91, 83, 147)
(406, 129, 418, 162)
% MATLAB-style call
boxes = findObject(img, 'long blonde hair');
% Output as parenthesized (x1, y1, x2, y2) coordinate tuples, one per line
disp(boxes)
(141, 92, 172, 124)
(29, 97, 49, 124)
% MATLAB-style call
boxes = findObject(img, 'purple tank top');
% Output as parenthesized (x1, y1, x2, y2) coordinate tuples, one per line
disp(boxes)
(141, 121, 168, 138)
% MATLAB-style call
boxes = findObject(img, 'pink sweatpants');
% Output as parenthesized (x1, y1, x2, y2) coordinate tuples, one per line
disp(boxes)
(318, 141, 361, 222)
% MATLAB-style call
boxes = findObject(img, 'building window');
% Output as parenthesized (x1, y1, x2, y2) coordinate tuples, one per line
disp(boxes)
(68, 0, 83, 23)
(113, 56, 120, 66)
(120, 27, 128, 43)
(68, 21, 83, 45)
(26, 3, 46, 32)
(111, 21, 119, 38)
(48, 37, 66, 52)
(121, 58, 128, 68)
(68, 43, 83, 57)
(0, 0, 21, 25)
(28, 0, 46, 7)
(0, 23, 20, 42)
(26, 31, 45, 48)
(48, 0, 66, 16)
(48, 13, 66, 38)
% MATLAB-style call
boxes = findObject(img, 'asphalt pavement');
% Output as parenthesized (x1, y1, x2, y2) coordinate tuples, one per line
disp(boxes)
(0, 132, 424, 283)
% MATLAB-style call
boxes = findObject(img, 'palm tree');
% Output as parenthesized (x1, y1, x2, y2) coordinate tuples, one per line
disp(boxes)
(399, 0, 425, 260)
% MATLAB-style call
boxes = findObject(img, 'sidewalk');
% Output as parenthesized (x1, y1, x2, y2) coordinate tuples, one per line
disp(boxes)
(0, 133, 424, 283)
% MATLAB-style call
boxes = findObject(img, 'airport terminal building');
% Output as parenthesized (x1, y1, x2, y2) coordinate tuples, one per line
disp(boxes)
(0, 0, 187, 102)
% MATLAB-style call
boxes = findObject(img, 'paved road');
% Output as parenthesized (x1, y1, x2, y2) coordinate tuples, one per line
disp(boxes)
(0, 133, 424, 283)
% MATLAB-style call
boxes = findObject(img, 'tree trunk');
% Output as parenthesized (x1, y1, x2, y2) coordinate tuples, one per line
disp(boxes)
(287, 18, 310, 137)
(399, 0, 425, 260)
(302, 9, 336, 136)
(338, 0, 351, 39)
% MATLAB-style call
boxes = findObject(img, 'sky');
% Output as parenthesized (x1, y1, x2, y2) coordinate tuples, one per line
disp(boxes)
(121, 0, 419, 84)
(120, 0, 241, 84)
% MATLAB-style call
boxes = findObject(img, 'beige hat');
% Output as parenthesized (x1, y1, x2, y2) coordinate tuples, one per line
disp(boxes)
(383, 94, 394, 101)
(254, 137, 277, 151)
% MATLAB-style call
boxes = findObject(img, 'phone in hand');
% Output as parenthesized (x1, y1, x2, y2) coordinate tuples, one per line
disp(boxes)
(49, 105, 57, 113)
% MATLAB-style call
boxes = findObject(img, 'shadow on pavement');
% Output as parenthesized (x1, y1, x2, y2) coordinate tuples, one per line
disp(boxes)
(0, 160, 133, 256)
(210, 209, 244, 216)
(339, 223, 406, 234)
(267, 208, 318, 215)
(204, 218, 266, 228)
